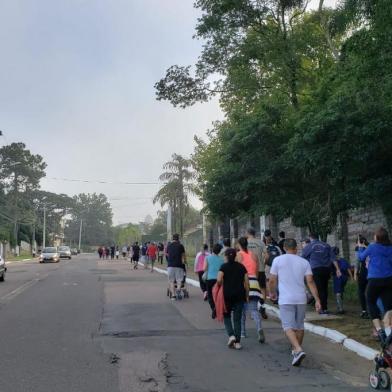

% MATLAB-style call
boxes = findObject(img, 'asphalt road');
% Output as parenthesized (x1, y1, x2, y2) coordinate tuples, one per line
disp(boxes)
(0, 255, 373, 391)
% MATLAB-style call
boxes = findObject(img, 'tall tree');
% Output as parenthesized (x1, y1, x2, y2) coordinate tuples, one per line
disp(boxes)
(154, 154, 195, 237)
(31, 190, 75, 247)
(65, 193, 113, 246)
(0, 143, 46, 247)
(155, 0, 339, 114)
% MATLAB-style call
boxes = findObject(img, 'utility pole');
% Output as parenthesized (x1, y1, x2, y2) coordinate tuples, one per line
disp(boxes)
(13, 220, 18, 256)
(43, 205, 46, 248)
(78, 219, 83, 252)
(32, 222, 36, 257)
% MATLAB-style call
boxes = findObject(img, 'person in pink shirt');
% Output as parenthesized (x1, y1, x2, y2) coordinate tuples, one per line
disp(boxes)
(237, 237, 265, 343)
(194, 244, 210, 300)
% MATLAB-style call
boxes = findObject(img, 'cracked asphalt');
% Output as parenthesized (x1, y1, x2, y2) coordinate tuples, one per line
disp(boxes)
(0, 254, 373, 391)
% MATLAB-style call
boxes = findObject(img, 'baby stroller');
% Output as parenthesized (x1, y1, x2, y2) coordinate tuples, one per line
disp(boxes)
(369, 333, 392, 389)
(167, 264, 190, 300)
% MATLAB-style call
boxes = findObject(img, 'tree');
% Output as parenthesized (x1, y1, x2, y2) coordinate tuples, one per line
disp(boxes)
(157, 0, 392, 248)
(156, 1, 342, 236)
(155, 1, 339, 113)
(288, 0, 392, 231)
(65, 193, 113, 246)
(144, 210, 168, 242)
(0, 143, 46, 248)
(31, 190, 75, 247)
(153, 180, 180, 233)
(113, 223, 141, 246)
(154, 154, 195, 237)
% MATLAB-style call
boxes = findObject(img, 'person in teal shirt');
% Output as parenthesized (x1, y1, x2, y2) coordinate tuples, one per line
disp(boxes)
(204, 243, 224, 319)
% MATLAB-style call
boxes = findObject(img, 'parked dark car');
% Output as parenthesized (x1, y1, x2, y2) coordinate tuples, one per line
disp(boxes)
(71, 248, 78, 256)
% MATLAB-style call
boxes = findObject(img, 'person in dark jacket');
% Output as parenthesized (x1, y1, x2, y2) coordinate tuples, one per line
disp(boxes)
(301, 233, 336, 314)
(331, 247, 352, 314)
(355, 235, 370, 318)
(357, 227, 392, 343)
(217, 248, 249, 350)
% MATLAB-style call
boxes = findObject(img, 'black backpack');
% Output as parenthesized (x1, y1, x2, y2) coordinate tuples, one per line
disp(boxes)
(266, 244, 280, 267)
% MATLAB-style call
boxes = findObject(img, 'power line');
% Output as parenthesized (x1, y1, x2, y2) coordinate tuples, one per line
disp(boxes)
(109, 197, 153, 201)
(46, 177, 161, 185)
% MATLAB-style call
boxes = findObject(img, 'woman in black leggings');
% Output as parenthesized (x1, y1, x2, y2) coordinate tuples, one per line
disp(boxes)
(355, 235, 369, 318)
(358, 228, 392, 343)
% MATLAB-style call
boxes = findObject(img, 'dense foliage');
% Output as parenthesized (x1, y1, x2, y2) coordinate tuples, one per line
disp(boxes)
(156, 0, 392, 237)
(112, 222, 141, 246)
(64, 193, 113, 247)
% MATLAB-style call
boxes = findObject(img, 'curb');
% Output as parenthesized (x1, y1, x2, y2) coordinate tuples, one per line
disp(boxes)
(263, 303, 378, 361)
(6, 258, 33, 265)
(152, 266, 378, 361)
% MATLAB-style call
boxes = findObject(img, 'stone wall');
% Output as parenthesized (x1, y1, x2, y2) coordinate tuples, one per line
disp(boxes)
(209, 206, 389, 262)
(345, 206, 388, 261)
(273, 207, 388, 261)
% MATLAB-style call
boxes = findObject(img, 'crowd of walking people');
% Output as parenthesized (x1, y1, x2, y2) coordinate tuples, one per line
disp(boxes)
(97, 241, 165, 272)
(180, 227, 392, 366)
(96, 226, 392, 367)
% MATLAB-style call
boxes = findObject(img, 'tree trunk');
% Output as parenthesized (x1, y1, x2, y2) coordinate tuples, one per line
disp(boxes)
(318, 0, 340, 61)
(339, 211, 350, 262)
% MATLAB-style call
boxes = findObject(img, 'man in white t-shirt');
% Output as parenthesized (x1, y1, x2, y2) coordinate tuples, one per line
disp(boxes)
(269, 238, 321, 367)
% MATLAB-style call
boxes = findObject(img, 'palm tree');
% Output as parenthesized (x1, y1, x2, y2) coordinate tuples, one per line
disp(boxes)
(153, 180, 180, 235)
(153, 154, 195, 237)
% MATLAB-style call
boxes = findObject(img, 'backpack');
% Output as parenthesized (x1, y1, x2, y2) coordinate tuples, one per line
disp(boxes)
(265, 244, 280, 267)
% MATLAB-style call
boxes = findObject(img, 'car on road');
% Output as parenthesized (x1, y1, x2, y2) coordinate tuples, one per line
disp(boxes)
(71, 248, 78, 256)
(39, 247, 60, 263)
(58, 245, 72, 259)
(0, 254, 6, 281)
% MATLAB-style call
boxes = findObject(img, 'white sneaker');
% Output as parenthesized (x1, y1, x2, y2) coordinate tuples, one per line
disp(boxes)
(234, 342, 242, 350)
(227, 336, 236, 348)
(292, 351, 306, 366)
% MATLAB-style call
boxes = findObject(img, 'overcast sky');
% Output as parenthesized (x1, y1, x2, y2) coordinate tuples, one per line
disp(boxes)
(0, 0, 337, 225)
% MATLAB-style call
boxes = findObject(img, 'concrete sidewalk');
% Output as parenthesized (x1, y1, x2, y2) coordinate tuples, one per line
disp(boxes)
(96, 259, 371, 391)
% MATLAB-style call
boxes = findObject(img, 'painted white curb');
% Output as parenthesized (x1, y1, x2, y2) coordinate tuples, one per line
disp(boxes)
(185, 277, 200, 288)
(152, 266, 378, 361)
(154, 267, 168, 275)
(325, 329, 347, 344)
(343, 338, 378, 360)
(267, 304, 377, 360)
(151, 266, 201, 288)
